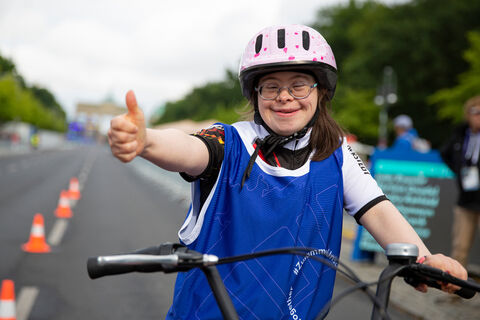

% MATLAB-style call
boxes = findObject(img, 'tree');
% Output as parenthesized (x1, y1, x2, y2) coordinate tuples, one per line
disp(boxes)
(312, 0, 480, 146)
(30, 85, 66, 119)
(0, 75, 17, 123)
(0, 54, 26, 88)
(154, 69, 246, 125)
(0, 52, 67, 131)
(0, 55, 16, 75)
(429, 31, 480, 123)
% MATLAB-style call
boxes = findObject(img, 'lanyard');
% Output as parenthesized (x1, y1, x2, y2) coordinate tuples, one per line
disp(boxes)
(465, 131, 480, 165)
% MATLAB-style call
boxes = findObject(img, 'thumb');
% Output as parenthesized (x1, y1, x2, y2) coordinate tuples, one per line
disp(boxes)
(125, 90, 142, 118)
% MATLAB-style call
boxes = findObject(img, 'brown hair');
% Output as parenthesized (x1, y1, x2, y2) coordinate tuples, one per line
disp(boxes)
(247, 88, 345, 161)
(310, 91, 345, 161)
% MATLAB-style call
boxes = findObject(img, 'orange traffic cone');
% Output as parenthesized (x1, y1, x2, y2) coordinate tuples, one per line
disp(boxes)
(54, 190, 73, 218)
(0, 279, 16, 320)
(22, 214, 51, 253)
(68, 177, 81, 200)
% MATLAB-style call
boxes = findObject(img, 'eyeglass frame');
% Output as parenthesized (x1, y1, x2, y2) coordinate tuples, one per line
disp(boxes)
(254, 83, 318, 100)
(468, 107, 480, 116)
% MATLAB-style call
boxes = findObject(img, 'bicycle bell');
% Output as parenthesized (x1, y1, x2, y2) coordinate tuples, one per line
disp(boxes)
(385, 243, 418, 264)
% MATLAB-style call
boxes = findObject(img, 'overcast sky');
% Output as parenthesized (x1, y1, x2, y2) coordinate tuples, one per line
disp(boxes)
(0, 0, 408, 121)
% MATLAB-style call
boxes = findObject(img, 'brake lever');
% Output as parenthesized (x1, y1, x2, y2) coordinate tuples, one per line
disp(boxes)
(151, 243, 218, 273)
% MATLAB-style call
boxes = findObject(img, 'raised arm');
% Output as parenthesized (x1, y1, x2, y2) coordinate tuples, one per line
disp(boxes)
(108, 90, 209, 176)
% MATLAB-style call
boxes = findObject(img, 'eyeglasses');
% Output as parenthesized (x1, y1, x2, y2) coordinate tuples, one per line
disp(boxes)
(255, 83, 318, 100)
(469, 108, 480, 116)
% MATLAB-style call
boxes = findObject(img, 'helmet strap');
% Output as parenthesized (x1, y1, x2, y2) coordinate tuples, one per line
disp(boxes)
(241, 107, 320, 188)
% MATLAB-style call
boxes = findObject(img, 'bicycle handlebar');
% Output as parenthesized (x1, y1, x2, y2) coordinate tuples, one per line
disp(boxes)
(404, 263, 477, 299)
(87, 243, 480, 320)
(87, 243, 218, 279)
(87, 243, 237, 319)
(87, 254, 178, 279)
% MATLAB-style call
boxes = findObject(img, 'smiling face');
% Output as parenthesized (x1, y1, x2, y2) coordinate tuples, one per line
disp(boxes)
(257, 71, 320, 136)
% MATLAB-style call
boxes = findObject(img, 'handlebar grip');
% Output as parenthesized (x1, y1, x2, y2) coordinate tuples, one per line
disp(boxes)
(87, 256, 138, 279)
(87, 254, 179, 279)
(411, 278, 475, 298)
(454, 285, 476, 299)
(405, 265, 478, 299)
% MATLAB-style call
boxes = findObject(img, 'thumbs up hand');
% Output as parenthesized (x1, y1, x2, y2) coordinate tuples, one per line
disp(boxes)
(108, 90, 147, 162)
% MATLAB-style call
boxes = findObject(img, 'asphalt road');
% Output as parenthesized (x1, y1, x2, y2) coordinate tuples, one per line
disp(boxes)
(0, 146, 187, 319)
(0, 145, 411, 319)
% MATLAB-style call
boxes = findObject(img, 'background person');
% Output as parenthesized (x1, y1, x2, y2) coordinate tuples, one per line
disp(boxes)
(392, 114, 430, 152)
(108, 25, 467, 319)
(441, 95, 480, 269)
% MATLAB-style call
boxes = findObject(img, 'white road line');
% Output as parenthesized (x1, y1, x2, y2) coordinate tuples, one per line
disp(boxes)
(47, 219, 69, 246)
(69, 199, 78, 208)
(16, 286, 39, 320)
(77, 148, 97, 191)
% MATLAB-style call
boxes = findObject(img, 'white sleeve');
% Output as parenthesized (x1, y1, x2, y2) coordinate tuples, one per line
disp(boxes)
(342, 140, 388, 222)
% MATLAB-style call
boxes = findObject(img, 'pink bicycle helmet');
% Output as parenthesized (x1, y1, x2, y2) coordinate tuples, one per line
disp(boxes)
(238, 24, 337, 100)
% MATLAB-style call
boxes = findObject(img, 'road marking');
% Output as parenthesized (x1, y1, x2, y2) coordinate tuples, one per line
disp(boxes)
(77, 148, 97, 190)
(47, 219, 69, 246)
(69, 199, 78, 208)
(17, 286, 39, 320)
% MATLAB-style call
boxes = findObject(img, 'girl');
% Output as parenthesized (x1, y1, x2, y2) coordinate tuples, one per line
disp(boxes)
(108, 25, 466, 319)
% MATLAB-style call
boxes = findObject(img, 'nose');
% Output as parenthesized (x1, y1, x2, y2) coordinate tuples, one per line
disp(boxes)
(276, 87, 294, 102)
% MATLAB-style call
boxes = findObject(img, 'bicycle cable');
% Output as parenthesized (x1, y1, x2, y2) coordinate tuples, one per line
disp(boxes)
(217, 247, 397, 319)
(217, 247, 359, 282)
(315, 265, 409, 320)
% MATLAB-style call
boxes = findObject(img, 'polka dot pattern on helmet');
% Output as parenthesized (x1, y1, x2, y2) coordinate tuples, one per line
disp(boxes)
(240, 25, 336, 71)
(238, 25, 338, 100)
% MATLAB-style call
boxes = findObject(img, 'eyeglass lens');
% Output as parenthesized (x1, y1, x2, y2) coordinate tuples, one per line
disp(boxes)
(257, 83, 317, 100)
(470, 107, 480, 115)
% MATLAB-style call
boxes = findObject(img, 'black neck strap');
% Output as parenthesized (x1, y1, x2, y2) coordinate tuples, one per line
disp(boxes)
(241, 108, 319, 188)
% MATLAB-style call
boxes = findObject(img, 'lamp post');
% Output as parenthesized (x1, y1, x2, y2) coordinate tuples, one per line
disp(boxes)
(374, 66, 397, 148)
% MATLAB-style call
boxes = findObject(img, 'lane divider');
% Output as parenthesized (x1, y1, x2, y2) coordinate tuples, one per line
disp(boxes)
(0, 280, 39, 320)
(0, 279, 16, 320)
(16, 287, 38, 320)
(45, 147, 97, 247)
(68, 178, 81, 200)
(54, 191, 73, 219)
(77, 148, 97, 191)
(47, 220, 69, 247)
(22, 214, 50, 254)
(17, 148, 99, 319)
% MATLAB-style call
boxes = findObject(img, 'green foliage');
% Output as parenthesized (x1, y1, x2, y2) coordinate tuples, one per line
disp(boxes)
(0, 55, 16, 74)
(429, 31, 480, 123)
(332, 87, 379, 145)
(0, 74, 66, 132)
(154, 70, 247, 125)
(30, 85, 66, 119)
(312, 0, 480, 147)
(0, 54, 26, 89)
(0, 52, 67, 132)
(0, 75, 17, 122)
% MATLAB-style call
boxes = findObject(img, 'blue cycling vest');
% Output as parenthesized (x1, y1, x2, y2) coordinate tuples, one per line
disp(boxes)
(167, 122, 344, 320)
